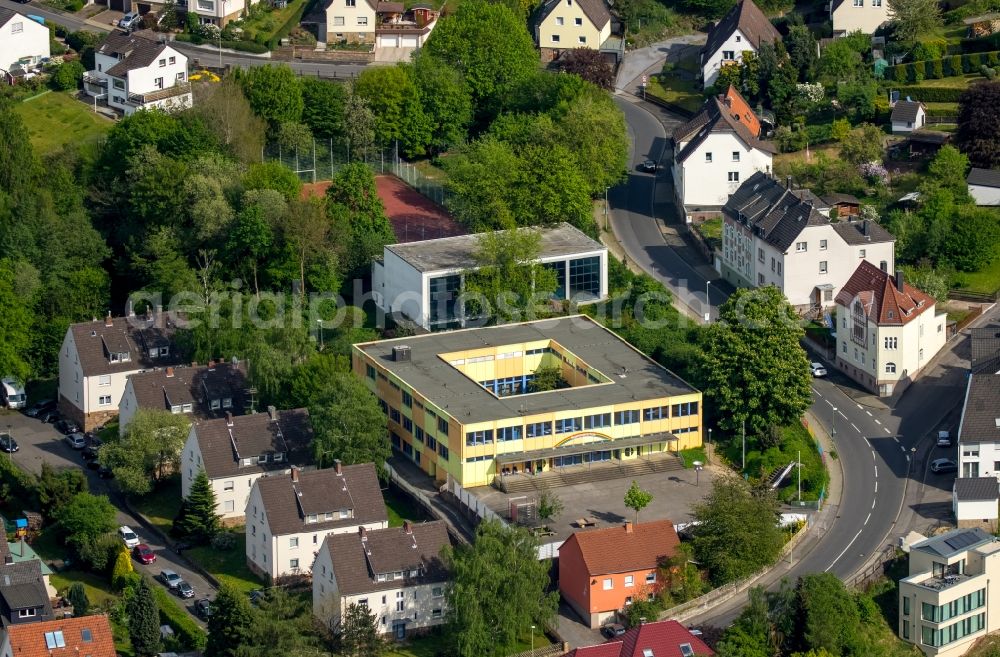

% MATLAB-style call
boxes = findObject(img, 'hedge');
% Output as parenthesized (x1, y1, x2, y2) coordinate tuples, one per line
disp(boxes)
(891, 85, 965, 102)
(153, 587, 207, 650)
(884, 51, 1000, 81)
(174, 32, 270, 53)
(962, 33, 1000, 53)
(925, 106, 958, 118)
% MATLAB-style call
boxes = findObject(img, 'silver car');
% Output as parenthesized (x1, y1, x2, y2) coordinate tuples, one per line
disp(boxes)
(65, 432, 86, 449)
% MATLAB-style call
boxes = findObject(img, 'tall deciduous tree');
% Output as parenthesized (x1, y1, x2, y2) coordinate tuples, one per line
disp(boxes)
(839, 123, 885, 166)
(233, 64, 304, 129)
(241, 588, 333, 657)
(785, 25, 818, 82)
(300, 77, 347, 140)
(0, 259, 34, 382)
(354, 66, 433, 158)
(325, 163, 395, 276)
(410, 53, 473, 153)
(888, 0, 942, 43)
(191, 78, 266, 164)
(446, 521, 558, 657)
(957, 81, 1000, 169)
(691, 476, 784, 584)
(309, 373, 389, 474)
(226, 205, 274, 298)
(343, 88, 376, 160)
(99, 410, 191, 496)
(205, 583, 254, 657)
(338, 602, 387, 657)
(700, 287, 811, 436)
(623, 480, 653, 523)
(173, 469, 221, 544)
(798, 573, 863, 655)
(127, 578, 161, 657)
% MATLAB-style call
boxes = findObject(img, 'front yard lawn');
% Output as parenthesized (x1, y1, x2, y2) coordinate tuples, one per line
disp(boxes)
(131, 476, 182, 535)
(50, 569, 118, 608)
(185, 531, 263, 594)
(951, 247, 1000, 296)
(14, 91, 113, 155)
(240, 0, 307, 45)
(694, 216, 722, 251)
(384, 484, 432, 528)
(648, 74, 704, 114)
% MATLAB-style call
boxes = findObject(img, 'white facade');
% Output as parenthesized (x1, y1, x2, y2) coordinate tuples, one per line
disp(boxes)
(536, 0, 611, 54)
(953, 493, 998, 527)
(701, 29, 750, 88)
(831, 0, 890, 35)
(673, 132, 773, 209)
(84, 42, 191, 116)
(969, 184, 1000, 207)
(58, 330, 136, 427)
(958, 442, 1000, 481)
(0, 11, 50, 72)
(188, 0, 254, 25)
(245, 484, 388, 581)
(324, 0, 376, 42)
(891, 106, 927, 134)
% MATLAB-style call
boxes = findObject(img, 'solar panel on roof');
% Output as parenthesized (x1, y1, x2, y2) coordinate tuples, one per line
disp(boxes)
(944, 531, 981, 551)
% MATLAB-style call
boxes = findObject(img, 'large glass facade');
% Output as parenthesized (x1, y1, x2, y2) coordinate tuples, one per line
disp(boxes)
(569, 256, 601, 300)
(429, 275, 461, 328)
(544, 261, 567, 299)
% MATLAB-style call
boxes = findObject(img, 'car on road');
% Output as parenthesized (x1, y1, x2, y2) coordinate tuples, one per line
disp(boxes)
(937, 430, 952, 447)
(810, 362, 827, 377)
(118, 11, 141, 30)
(158, 570, 182, 589)
(931, 458, 958, 474)
(132, 544, 156, 565)
(97, 466, 114, 479)
(24, 399, 55, 418)
(194, 598, 211, 619)
(119, 526, 140, 549)
(639, 159, 657, 172)
(601, 623, 626, 639)
(0, 433, 18, 454)
(175, 580, 194, 599)
(55, 419, 80, 435)
(82, 445, 99, 461)
(65, 432, 87, 449)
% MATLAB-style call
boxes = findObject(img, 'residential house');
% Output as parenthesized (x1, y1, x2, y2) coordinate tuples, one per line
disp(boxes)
(245, 462, 388, 581)
(323, 0, 376, 43)
(953, 478, 999, 532)
(830, 0, 890, 35)
(58, 308, 179, 431)
(0, 614, 116, 657)
(700, 0, 780, 87)
(899, 527, 1000, 657)
(0, 8, 49, 75)
(0, 532, 55, 602)
(82, 30, 192, 116)
(956, 372, 1000, 481)
(372, 223, 608, 331)
(534, 0, 613, 63)
(312, 520, 450, 639)
(891, 100, 927, 134)
(672, 86, 777, 214)
(967, 168, 1000, 206)
(558, 520, 680, 628)
(566, 619, 714, 657)
(375, 2, 439, 49)
(970, 327, 1000, 374)
(180, 407, 313, 522)
(186, 0, 257, 26)
(834, 263, 947, 397)
(119, 361, 250, 434)
(719, 172, 895, 309)
(0, 559, 53, 628)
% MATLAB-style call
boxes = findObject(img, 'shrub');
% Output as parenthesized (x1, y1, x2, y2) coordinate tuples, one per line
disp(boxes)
(929, 59, 944, 79)
(50, 60, 84, 90)
(894, 85, 964, 102)
(111, 547, 134, 590)
(969, 52, 983, 69)
(884, 65, 897, 81)
(963, 54, 973, 73)
(153, 587, 207, 650)
(989, 51, 1000, 67)
(985, 66, 998, 80)
(948, 55, 963, 76)
(775, 125, 808, 152)
(911, 61, 926, 82)
(210, 531, 237, 550)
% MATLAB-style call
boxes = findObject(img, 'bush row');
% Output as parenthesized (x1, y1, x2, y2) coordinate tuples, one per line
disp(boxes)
(962, 33, 1000, 53)
(883, 51, 1000, 82)
(889, 85, 966, 102)
(173, 32, 270, 53)
(153, 586, 207, 650)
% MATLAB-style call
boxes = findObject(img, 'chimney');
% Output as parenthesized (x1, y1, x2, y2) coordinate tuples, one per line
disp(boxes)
(225, 411, 233, 427)
(359, 526, 368, 541)
(895, 270, 905, 292)
(786, 175, 792, 189)
(3, 554, 11, 566)
(334, 459, 343, 475)
(165, 367, 174, 378)
(126, 299, 135, 317)
(863, 219, 870, 237)
(105, 311, 113, 327)
(290, 466, 299, 483)
(403, 520, 412, 535)
(624, 521, 633, 534)
(268, 405, 277, 421)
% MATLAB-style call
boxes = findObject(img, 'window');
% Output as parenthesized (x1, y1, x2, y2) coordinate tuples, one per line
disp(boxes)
(289, 537, 298, 548)
(556, 417, 581, 433)
(224, 500, 235, 512)
(12, 21, 24, 33)
(602, 578, 613, 590)
(625, 596, 633, 606)
(159, 58, 166, 67)
(366, 364, 376, 379)
(403, 417, 413, 432)
(885, 362, 896, 373)
(728, 171, 740, 182)
(402, 390, 412, 408)
(644, 406, 667, 420)
(169, 56, 176, 64)
(671, 401, 698, 417)
(390, 407, 401, 422)
(777, 262, 782, 276)
(113, 79, 125, 90)
(574, 16, 582, 24)
(578, 35, 586, 43)
(497, 426, 521, 442)
(819, 239, 828, 250)
(466, 430, 493, 446)
(154, 77, 164, 89)
(81, 629, 93, 643)
(615, 410, 640, 425)
(552, 34, 560, 42)
(99, 395, 112, 406)
(45, 632, 66, 649)
(426, 435, 437, 450)
(884, 336, 897, 350)
(758, 247, 765, 263)
(758, 273, 765, 285)
(569, 256, 601, 299)
(859, 249, 866, 258)
(819, 261, 828, 274)
(358, 16, 368, 24)
(18, 608, 36, 618)
(556, 16, 564, 24)
(527, 421, 552, 437)
(290, 558, 299, 569)
(625, 575, 634, 587)
(347, 0, 356, 5)
(584, 413, 611, 429)
(853, 0, 862, 6)
(438, 418, 449, 435)
(223, 480, 234, 491)
(646, 572, 656, 583)
(432, 608, 443, 618)
(732, 151, 740, 162)
(705, 152, 713, 163)
(771, 258, 776, 272)
(680, 644, 695, 657)
(722, 50, 735, 60)
(796, 241, 807, 252)
(903, 597, 911, 616)
(99, 375, 111, 386)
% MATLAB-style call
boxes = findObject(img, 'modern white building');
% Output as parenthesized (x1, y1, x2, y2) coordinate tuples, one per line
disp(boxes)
(719, 172, 895, 310)
(700, 0, 780, 88)
(372, 223, 608, 331)
(0, 8, 50, 75)
(246, 462, 388, 581)
(834, 262, 947, 397)
(891, 100, 927, 134)
(58, 309, 178, 431)
(672, 87, 776, 214)
(899, 528, 1000, 657)
(180, 407, 313, 521)
(967, 168, 1000, 206)
(312, 520, 450, 639)
(82, 31, 192, 116)
(830, 0, 890, 35)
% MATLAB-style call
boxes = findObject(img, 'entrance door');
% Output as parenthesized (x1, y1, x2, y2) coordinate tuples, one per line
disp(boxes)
(393, 622, 406, 640)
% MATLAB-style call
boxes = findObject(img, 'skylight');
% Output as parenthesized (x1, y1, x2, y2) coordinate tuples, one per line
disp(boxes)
(45, 631, 66, 649)
(680, 643, 694, 657)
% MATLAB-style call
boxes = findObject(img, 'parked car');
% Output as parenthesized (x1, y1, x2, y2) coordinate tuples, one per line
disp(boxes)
(132, 544, 156, 565)
(601, 623, 626, 639)
(194, 598, 211, 619)
(810, 362, 827, 377)
(119, 525, 140, 549)
(0, 434, 18, 453)
(24, 399, 55, 418)
(55, 419, 80, 435)
(65, 432, 86, 449)
(41, 410, 59, 424)
(640, 159, 657, 172)
(158, 570, 182, 589)
(97, 465, 114, 479)
(931, 458, 958, 474)
(175, 580, 194, 599)
(81, 446, 99, 461)
(118, 11, 141, 30)
(937, 431, 952, 447)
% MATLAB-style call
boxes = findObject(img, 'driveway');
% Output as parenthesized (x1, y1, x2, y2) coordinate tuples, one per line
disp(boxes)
(615, 34, 705, 92)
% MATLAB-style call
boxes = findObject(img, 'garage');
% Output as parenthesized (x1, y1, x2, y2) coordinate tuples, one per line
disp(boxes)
(379, 35, 399, 47)
(401, 35, 418, 47)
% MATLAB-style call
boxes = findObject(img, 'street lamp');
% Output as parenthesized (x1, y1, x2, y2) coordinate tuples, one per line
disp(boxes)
(707, 428, 712, 465)
(530, 625, 536, 656)
(693, 460, 703, 486)
(704, 280, 711, 323)
(831, 406, 838, 436)
(317, 319, 324, 351)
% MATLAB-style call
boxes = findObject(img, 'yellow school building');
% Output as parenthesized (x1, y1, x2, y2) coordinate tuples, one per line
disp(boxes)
(351, 315, 703, 489)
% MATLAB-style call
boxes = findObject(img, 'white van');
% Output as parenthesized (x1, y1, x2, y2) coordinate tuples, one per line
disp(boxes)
(1, 378, 26, 409)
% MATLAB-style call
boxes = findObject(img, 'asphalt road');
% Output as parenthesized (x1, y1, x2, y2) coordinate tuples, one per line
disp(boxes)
(0, 409, 214, 624)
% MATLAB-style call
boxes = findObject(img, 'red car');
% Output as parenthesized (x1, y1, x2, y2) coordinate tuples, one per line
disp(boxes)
(132, 544, 156, 565)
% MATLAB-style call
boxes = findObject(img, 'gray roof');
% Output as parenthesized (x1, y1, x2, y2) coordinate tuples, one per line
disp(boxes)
(192, 408, 313, 480)
(702, 0, 780, 62)
(971, 327, 1000, 373)
(723, 172, 829, 251)
(959, 373, 1000, 445)
(537, 0, 611, 31)
(890, 100, 924, 124)
(257, 464, 387, 536)
(968, 168, 1000, 189)
(324, 521, 450, 596)
(673, 91, 777, 163)
(69, 311, 180, 378)
(830, 220, 895, 246)
(0, 7, 23, 27)
(126, 362, 250, 420)
(912, 527, 995, 557)
(353, 315, 700, 424)
(955, 477, 999, 502)
(98, 31, 170, 77)
(0, 560, 53, 623)
(384, 223, 605, 274)
(823, 192, 861, 206)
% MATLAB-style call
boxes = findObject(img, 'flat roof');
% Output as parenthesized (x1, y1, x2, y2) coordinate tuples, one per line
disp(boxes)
(383, 223, 605, 273)
(354, 315, 699, 424)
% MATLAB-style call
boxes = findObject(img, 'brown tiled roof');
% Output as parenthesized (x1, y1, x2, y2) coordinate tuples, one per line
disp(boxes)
(702, 0, 780, 62)
(561, 520, 679, 575)
(98, 30, 171, 77)
(192, 408, 313, 480)
(68, 311, 180, 378)
(537, 0, 611, 32)
(376, 1, 404, 11)
(126, 362, 249, 419)
(257, 463, 387, 536)
(835, 261, 936, 326)
(4, 615, 116, 657)
(958, 373, 1000, 445)
(323, 521, 450, 596)
(674, 86, 776, 163)
(568, 619, 716, 657)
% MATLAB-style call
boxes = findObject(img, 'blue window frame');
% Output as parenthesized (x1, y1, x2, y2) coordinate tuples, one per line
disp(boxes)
(526, 422, 552, 438)
(402, 417, 413, 432)
(556, 417, 581, 434)
(643, 406, 668, 421)
(671, 401, 699, 417)
(615, 410, 640, 425)
(402, 391, 412, 408)
(584, 413, 611, 429)
(438, 418, 449, 435)
(497, 426, 521, 442)
(414, 426, 424, 443)
(426, 435, 437, 450)
(465, 430, 493, 446)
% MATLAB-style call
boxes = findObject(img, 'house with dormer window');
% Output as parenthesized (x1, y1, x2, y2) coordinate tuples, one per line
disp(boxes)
(0, 614, 116, 657)
(312, 520, 450, 638)
(245, 461, 388, 581)
(180, 407, 313, 521)
(700, 0, 780, 87)
(58, 307, 180, 431)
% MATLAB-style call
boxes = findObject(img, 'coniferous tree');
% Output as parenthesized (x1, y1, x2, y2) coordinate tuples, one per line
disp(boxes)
(205, 583, 254, 657)
(66, 582, 89, 617)
(173, 469, 221, 544)
(338, 602, 386, 657)
(127, 578, 161, 657)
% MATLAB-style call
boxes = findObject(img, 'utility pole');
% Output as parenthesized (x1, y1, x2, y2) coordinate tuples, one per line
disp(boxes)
(741, 418, 746, 470)
(797, 449, 801, 502)
(832, 406, 838, 435)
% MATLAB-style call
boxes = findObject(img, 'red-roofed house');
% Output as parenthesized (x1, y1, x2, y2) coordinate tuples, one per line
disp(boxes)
(567, 619, 714, 657)
(559, 520, 680, 628)
(0, 614, 116, 657)
(834, 261, 947, 397)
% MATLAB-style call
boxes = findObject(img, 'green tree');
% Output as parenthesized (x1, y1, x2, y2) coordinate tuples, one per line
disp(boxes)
(127, 577, 161, 657)
(699, 287, 811, 436)
(410, 53, 473, 152)
(922, 144, 971, 201)
(233, 64, 304, 128)
(111, 547, 135, 591)
(798, 573, 863, 655)
(191, 78, 267, 164)
(338, 602, 387, 657)
(830, 118, 852, 142)
(0, 259, 36, 382)
(173, 469, 221, 544)
(244, 161, 302, 202)
(35, 462, 88, 515)
(57, 492, 116, 554)
(536, 490, 564, 522)
(205, 583, 255, 657)
(662, 542, 704, 603)
(343, 88, 376, 160)
(551, 89, 629, 196)
(354, 66, 433, 158)
(691, 476, 784, 584)
(623, 480, 653, 523)
(555, 48, 615, 89)
(51, 60, 84, 90)
(817, 37, 865, 82)
(277, 122, 314, 155)
(785, 25, 817, 81)
(280, 197, 337, 296)
(945, 206, 1000, 271)
(446, 521, 558, 657)
(66, 582, 89, 617)
(241, 588, 333, 657)
(958, 81, 1000, 169)
(888, 0, 943, 43)
(99, 410, 192, 496)
(527, 365, 566, 393)
(310, 373, 389, 474)
(840, 124, 885, 165)
(300, 77, 347, 140)
(226, 205, 274, 297)
(325, 163, 395, 276)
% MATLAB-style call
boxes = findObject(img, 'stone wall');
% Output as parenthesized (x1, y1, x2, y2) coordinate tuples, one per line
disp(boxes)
(272, 47, 374, 63)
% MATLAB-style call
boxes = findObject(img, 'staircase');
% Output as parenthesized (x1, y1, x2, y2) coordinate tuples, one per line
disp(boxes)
(496, 454, 685, 493)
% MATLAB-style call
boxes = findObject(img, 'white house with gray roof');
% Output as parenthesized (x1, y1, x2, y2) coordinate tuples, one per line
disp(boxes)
(956, 372, 1000, 488)
(891, 100, 927, 134)
(82, 30, 191, 116)
(0, 8, 49, 75)
(968, 168, 1000, 206)
(371, 223, 607, 331)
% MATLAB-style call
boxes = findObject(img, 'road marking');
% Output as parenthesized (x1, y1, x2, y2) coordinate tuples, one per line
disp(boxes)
(852, 423, 860, 433)
(826, 529, 864, 572)
(874, 482, 878, 493)
(857, 404, 863, 410)
(864, 512, 871, 525)
(874, 465, 878, 478)
(900, 445, 906, 452)
(893, 436, 900, 443)
(866, 411, 873, 417)
(875, 419, 881, 425)
(871, 498, 876, 509)
(815, 390, 823, 398)
(884, 427, 892, 434)
(825, 399, 834, 408)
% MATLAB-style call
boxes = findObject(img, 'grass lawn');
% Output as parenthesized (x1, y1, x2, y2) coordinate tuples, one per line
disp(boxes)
(648, 75, 704, 114)
(384, 484, 432, 528)
(50, 569, 118, 608)
(679, 446, 708, 468)
(722, 421, 829, 502)
(14, 91, 113, 155)
(240, 0, 306, 44)
(951, 247, 1000, 296)
(186, 531, 263, 594)
(132, 476, 182, 535)
(774, 143, 842, 169)
(915, 74, 979, 88)
(385, 629, 549, 657)
(694, 216, 722, 251)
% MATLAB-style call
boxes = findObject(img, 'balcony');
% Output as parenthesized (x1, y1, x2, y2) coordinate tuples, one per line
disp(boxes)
(82, 72, 107, 87)
(126, 82, 192, 106)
